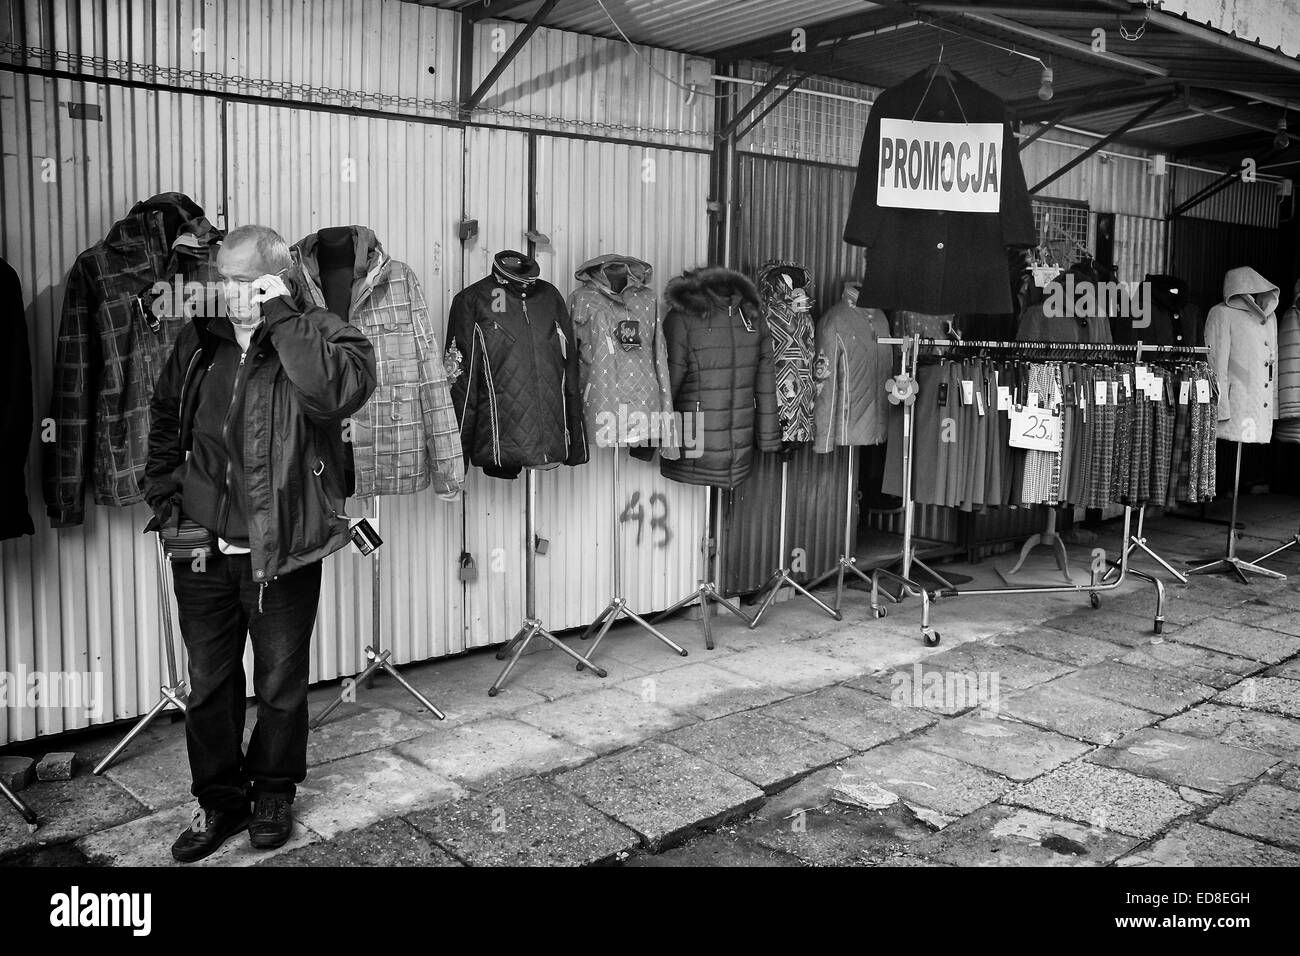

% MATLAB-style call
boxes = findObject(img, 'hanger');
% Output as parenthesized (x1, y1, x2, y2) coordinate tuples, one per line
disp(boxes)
(914, 44, 968, 122)
(929, 44, 954, 82)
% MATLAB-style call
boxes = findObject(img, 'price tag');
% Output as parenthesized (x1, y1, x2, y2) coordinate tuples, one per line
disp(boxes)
(1196, 379, 1211, 404)
(1178, 381, 1191, 405)
(1134, 365, 1148, 391)
(997, 386, 1011, 411)
(1110, 381, 1120, 405)
(1122, 373, 1131, 396)
(961, 380, 975, 406)
(975, 390, 986, 416)
(1026, 391, 1040, 409)
(1095, 381, 1107, 406)
(1150, 375, 1164, 400)
(1009, 406, 1063, 452)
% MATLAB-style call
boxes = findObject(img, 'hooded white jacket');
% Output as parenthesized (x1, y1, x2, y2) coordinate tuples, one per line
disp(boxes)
(1204, 266, 1280, 444)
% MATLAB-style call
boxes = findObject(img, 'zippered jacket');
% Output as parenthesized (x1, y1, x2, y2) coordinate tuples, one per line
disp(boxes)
(813, 282, 893, 452)
(659, 267, 781, 489)
(569, 254, 678, 458)
(42, 192, 224, 526)
(292, 227, 464, 498)
(757, 259, 817, 443)
(143, 280, 376, 583)
(1205, 266, 1280, 444)
(446, 271, 588, 478)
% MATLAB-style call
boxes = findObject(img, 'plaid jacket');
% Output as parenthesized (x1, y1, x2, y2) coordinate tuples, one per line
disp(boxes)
(41, 193, 224, 526)
(292, 228, 464, 498)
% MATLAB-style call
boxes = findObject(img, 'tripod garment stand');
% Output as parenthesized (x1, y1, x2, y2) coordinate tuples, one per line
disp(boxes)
(1188, 441, 1287, 584)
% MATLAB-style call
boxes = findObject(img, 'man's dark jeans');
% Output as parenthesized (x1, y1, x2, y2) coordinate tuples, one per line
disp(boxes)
(172, 553, 322, 813)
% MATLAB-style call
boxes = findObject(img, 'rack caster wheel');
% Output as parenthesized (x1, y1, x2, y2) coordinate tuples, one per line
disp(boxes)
(873, 606, 888, 619)
(488, 687, 499, 697)
(1154, 620, 1164, 635)
(1090, 593, 1101, 609)
(923, 630, 941, 647)
(576, 664, 586, 672)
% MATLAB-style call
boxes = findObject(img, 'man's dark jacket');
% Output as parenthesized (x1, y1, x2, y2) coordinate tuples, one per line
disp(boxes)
(446, 274, 588, 479)
(42, 192, 225, 526)
(844, 67, 1036, 315)
(1, 257, 35, 540)
(143, 282, 376, 584)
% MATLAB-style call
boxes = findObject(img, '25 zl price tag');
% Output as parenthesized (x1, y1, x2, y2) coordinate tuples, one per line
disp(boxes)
(1008, 405, 1063, 452)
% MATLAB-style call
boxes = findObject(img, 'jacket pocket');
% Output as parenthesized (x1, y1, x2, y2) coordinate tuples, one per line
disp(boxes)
(369, 383, 426, 481)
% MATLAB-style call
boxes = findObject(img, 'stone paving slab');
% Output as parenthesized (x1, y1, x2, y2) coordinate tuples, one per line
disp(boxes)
(306, 706, 439, 767)
(1114, 641, 1265, 691)
(1158, 703, 1300, 759)
(395, 717, 595, 789)
(0, 774, 147, 860)
(1116, 820, 1300, 867)
(351, 664, 548, 724)
(863, 642, 1074, 695)
(798, 623, 952, 675)
(907, 804, 1139, 867)
(1043, 609, 1165, 647)
(1004, 761, 1197, 839)
(1087, 727, 1277, 793)
(999, 684, 1158, 745)
(102, 730, 207, 812)
(1214, 676, 1300, 719)
(1173, 619, 1300, 664)
(757, 685, 936, 752)
(1175, 575, 1291, 606)
(707, 644, 862, 694)
(748, 802, 937, 867)
(293, 750, 465, 839)
(987, 630, 1122, 668)
(257, 818, 463, 867)
(662, 711, 852, 792)
(406, 776, 639, 866)
(77, 801, 322, 867)
(1252, 611, 1300, 639)
(591, 627, 701, 673)
(836, 745, 1011, 823)
(1259, 589, 1300, 612)
(1050, 661, 1215, 715)
(623, 830, 803, 867)
(848, 658, 1005, 717)
(1278, 765, 1300, 790)
(1264, 658, 1300, 680)
(1115, 597, 1264, 628)
(1205, 784, 1300, 851)
(616, 662, 789, 720)
(913, 714, 1092, 782)
(552, 742, 765, 850)
(513, 687, 694, 754)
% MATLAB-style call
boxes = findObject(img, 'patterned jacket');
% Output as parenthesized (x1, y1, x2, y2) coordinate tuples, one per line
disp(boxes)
(569, 254, 677, 458)
(757, 259, 817, 443)
(292, 228, 464, 498)
(812, 283, 893, 452)
(42, 193, 224, 526)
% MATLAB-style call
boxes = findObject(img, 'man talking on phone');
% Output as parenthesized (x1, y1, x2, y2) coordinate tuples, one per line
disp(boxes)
(144, 225, 376, 862)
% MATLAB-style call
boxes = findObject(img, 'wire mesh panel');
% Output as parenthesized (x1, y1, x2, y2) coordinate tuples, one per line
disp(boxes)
(1031, 198, 1092, 268)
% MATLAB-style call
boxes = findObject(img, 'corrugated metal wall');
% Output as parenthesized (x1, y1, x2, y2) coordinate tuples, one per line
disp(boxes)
(736, 62, 875, 169)
(1113, 214, 1169, 285)
(1168, 216, 1294, 321)
(0, 74, 224, 742)
(1173, 164, 1282, 229)
(1020, 135, 1167, 220)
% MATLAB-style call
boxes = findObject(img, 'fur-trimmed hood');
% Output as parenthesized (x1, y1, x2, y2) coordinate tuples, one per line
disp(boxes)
(665, 266, 761, 321)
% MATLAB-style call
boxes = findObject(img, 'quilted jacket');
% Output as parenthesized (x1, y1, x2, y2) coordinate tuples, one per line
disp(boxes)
(812, 282, 892, 452)
(446, 262, 588, 478)
(292, 227, 463, 498)
(659, 267, 781, 489)
(1, 257, 35, 540)
(1205, 266, 1280, 444)
(569, 254, 677, 458)
(757, 259, 817, 444)
(42, 192, 224, 526)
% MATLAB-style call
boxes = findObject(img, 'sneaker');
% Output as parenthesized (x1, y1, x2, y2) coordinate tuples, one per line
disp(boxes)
(248, 795, 294, 849)
(171, 804, 252, 863)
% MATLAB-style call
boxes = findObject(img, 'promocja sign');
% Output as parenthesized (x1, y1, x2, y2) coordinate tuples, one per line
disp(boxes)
(877, 119, 1004, 213)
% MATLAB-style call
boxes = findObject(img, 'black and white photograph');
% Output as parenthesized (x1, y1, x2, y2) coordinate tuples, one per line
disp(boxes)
(1, 0, 1297, 936)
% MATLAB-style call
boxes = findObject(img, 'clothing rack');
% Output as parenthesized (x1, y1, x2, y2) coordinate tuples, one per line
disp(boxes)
(869, 335, 1209, 643)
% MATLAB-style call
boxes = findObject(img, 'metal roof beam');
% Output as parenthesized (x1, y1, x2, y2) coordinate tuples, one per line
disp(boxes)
(461, 0, 539, 23)
(1008, 80, 1175, 122)
(719, 61, 797, 139)
(713, 8, 918, 62)
(737, 71, 815, 140)
(461, 0, 561, 115)
(1144, 8, 1300, 77)
(1029, 92, 1177, 193)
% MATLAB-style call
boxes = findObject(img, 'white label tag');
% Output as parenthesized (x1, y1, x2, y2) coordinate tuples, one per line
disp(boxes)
(1178, 381, 1191, 405)
(1150, 376, 1164, 400)
(976, 390, 986, 416)
(1110, 381, 1120, 405)
(1009, 406, 1063, 452)
(961, 380, 974, 406)
(1026, 391, 1040, 409)
(1196, 379, 1211, 404)
(997, 386, 1011, 411)
(1096, 381, 1107, 406)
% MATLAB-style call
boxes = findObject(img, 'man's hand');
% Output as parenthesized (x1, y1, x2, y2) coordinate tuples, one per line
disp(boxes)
(249, 273, 292, 306)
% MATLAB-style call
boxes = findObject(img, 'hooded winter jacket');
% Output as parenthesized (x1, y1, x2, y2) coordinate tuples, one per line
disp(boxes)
(1, 257, 35, 540)
(291, 227, 464, 498)
(43, 192, 224, 526)
(143, 277, 376, 584)
(812, 282, 892, 452)
(659, 267, 781, 489)
(446, 258, 588, 478)
(569, 254, 677, 458)
(1276, 279, 1300, 443)
(1204, 266, 1280, 444)
(757, 259, 817, 443)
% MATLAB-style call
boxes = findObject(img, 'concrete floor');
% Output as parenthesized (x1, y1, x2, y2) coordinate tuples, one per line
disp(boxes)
(2, 495, 1299, 867)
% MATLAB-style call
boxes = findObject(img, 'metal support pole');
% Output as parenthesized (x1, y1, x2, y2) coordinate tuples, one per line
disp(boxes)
(312, 496, 447, 727)
(807, 445, 900, 612)
(1101, 505, 1189, 585)
(93, 535, 189, 775)
(749, 456, 842, 627)
(579, 451, 688, 667)
(489, 468, 606, 695)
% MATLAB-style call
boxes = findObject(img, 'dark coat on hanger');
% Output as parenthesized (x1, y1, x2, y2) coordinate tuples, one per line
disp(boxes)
(1, 257, 35, 540)
(659, 267, 781, 489)
(844, 66, 1036, 315)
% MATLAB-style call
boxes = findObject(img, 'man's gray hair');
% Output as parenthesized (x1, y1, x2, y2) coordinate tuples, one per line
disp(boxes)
(223, 224, 293, 273)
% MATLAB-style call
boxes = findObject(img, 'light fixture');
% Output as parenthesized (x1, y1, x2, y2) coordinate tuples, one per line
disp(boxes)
(1274, 114, 1290, 151)
(1037, 64, 1054, 101)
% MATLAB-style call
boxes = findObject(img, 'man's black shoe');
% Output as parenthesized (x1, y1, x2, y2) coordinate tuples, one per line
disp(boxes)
(249, 795, 294, 849)
(171, 805, 252, 863)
